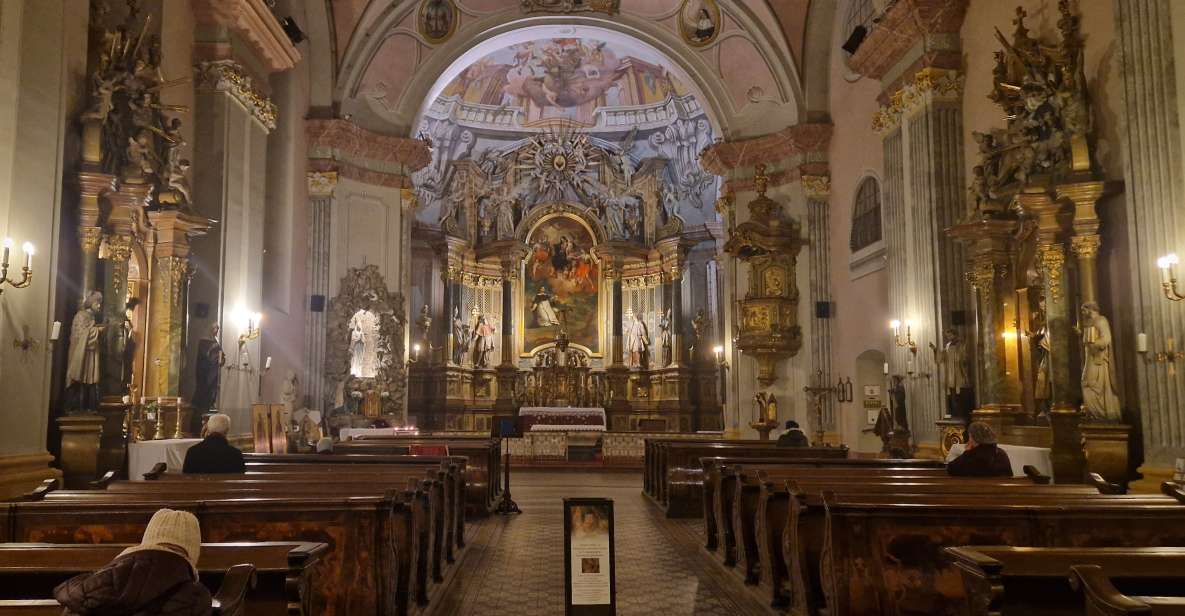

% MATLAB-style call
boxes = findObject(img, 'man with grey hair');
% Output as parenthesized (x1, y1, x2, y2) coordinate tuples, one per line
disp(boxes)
(946, 421, 1012, 477)
(182, 413, 245, 474)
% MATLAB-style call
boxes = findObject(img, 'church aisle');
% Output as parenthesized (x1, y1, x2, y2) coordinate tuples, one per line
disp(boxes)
(430, 470, 769, 616)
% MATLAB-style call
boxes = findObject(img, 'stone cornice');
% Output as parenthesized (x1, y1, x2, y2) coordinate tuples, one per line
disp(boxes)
(700, 123, 832, 177)
(306, 119, 432, 174)
(847, 0, 968, 82)
(192, 0, 301, 73)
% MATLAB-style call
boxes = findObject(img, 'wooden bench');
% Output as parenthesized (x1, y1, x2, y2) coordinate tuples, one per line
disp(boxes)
(786, 490, 1185, 616)
(346, 435, 502, 495)
(947, 545, 1185, 615)
(1071, 564, 1185, 616)
(644, 439, 781, 502)
(0, 542, 324, 615)
(4, 493, 408, 616)
(0, 563, 254, 615)
(331, 440, 501, 514)
(653, 443, 848, 516)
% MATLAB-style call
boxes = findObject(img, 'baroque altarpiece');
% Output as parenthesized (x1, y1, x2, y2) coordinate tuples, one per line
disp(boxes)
(404, 37, 726, 433)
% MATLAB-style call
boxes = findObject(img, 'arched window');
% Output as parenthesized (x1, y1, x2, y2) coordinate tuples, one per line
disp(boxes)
(849, 176, 882, 253)
(843, 0, 876, 44)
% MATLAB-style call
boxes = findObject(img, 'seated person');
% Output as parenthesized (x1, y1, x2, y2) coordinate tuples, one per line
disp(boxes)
(776, 420, 810, 448)
(946, 421, 1013, 477)
(54, 508, 212, 616)
(183, 413, 245, 474)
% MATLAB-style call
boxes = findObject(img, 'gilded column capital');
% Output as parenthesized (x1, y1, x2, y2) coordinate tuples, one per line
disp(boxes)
(1070, 234, 1101, 259)
(194, 60, 277, 130)
(80, 227, 103, 253)
(966, 260, 998, 292)
(307, 170, 338, 198)
(801, 174, 831, 200)
(873, 67, 964, 134)
(400, 188, 420, 212)
(105, 234, 134, 263)
(1037, 244, 1067, 300)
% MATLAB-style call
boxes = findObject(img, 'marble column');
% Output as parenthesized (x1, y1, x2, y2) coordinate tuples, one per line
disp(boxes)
(494, 248, 524, 414)
(1115, 0, 1185, 488)
(876, 69, 967, 448)
(304, 171, 336, 410)
(805, 176, 835, 435)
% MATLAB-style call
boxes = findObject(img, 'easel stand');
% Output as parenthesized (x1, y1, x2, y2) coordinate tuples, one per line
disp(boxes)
(493, 439, 521, 515)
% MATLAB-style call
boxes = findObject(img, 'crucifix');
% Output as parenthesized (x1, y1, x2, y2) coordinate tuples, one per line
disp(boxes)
(802, 370, 842, 446)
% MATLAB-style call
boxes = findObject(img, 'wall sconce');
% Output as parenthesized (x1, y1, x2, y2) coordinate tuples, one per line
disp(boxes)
(410, 343, 422, 364)
(0, 238, 34, 294)
(232, 304, 262, 351)
(890, 319, 918, 355)
(834, 376, 854, 402)
(1138, 332, 1185, 376)
(1158, 254, 1185, 301)
(712, 345, 726, 367)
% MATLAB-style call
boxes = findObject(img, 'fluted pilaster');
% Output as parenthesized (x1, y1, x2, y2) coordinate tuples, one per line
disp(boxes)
(304, 171, 336, 410)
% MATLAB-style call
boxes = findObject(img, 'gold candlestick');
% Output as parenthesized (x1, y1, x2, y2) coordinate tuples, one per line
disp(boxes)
(172, 400, 184, 439)
(152, 400, 165, 440)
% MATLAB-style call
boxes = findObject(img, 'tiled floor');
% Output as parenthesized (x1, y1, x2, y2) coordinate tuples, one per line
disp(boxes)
(432, 470, 769, 616)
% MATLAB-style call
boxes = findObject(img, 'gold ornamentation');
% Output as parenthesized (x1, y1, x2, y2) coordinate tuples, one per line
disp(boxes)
(966, 260, 996, 292)
(461, 272, 503, 288)
(714, 192, 735, 219)
(307, 171, 338, 197)
(872, 68, 964, 135)
(80, 227, 103, 253)
(622, 274, 662, 289)
(801, 175, 831, 200)
(168, 257, 188, 308)
(1071, 235, 1101, 259)
(1037, 244, 1067, 300)
(194, 60, 277, 130)
(105, 234, 135, 295)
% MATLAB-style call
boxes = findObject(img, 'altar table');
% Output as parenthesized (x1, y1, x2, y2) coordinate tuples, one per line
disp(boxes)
(339, 427, 420, 441)
(946, 442, 1054, 479)
(128, 438, 202, 480)
(518, 407, 606, 432)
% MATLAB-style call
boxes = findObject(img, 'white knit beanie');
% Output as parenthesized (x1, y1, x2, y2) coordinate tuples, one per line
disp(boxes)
(120, 508, 202, 574)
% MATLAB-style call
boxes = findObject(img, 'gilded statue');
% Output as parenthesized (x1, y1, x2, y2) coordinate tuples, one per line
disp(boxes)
(1080, 302, 1122, 422)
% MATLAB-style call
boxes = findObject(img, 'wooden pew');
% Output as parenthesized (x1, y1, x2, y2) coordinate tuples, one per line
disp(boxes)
(347, 435, 502, 495)
(947, 545, 1185, 615)
(643, 439, 781, 501)
(331, 439, 500, 515)
(700, 457, 946, 554)
(0, 542, 323, 615)
(0, 564, 255, 616)
(104, 465, 458, 599)
(786, 490, 1185, 616)
(3, 493, 410, 616)
(654, 443, 848, 516)
(1071, 564, 1185, 616)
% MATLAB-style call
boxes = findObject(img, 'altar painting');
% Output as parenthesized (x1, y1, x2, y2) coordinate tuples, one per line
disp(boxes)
(524, 216, 600, 354)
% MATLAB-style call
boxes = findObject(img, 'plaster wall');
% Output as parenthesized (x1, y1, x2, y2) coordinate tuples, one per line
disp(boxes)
(328, 177, 409, 301)
(825, 5, 891, 452)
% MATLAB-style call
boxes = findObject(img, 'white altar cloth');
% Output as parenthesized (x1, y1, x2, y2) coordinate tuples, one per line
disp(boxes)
(946, 443, 1053, 479)
(519, 407, 606, 431)
(340, 427, 420, 441)
(129, 438, 202, 480)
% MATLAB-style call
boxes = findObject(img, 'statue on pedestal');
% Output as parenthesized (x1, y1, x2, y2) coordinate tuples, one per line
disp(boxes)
(191, 323, 224, 433)
(889, 375, 909, 432)
(658, 308, 672, 367)
(626, 311, 650, 369)
(1080, 302, 1122, 422)
(929, 327, 972, 420)
(67, 291, 105, 414)
(472, 313, 496, 368)
(451, 306, 469, 365)
(1028, 300, 1052, 415)
(280, 370, 299, 413)
(415, 304, 432, 349)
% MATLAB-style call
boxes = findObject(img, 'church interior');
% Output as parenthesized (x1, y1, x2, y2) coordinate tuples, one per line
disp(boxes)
(3, 0, 1185, 614)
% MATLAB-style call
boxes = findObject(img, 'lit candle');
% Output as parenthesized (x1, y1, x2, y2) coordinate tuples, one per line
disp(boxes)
(21, 242, 33, 269)
(883, 362, 889, 375)
(265, 356, 272, 370)
(50, 321, 61, 341)
(890, 320, 901, 338)
(1137, 333, 1148, 353)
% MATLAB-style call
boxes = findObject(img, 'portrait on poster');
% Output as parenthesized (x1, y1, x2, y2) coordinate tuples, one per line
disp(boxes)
(564, 499, 615, 611)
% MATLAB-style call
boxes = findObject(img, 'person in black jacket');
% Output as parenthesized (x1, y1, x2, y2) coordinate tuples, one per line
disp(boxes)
(776, 420, 811, 448)
(54, 508, 212, 616)
(947, 421, 1013, 477)
(183, 413, 245, 474)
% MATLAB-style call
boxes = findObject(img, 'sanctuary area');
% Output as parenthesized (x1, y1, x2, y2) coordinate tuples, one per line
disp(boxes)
(2, 0, 1185, 615)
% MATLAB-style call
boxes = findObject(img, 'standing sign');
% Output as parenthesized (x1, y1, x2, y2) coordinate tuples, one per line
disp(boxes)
(563, 498, 616, 615)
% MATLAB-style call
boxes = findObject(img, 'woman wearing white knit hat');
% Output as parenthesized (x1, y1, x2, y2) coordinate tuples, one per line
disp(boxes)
(54, 508, 213, 615)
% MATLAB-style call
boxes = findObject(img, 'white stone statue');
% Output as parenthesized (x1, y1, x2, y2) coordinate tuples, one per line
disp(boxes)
(280, 370, 299, 412)
(627, 311, 650, 369)
(496, 196, 516, 239)
(348, 309, 379, 378)
(1080, 302, 1122, 422)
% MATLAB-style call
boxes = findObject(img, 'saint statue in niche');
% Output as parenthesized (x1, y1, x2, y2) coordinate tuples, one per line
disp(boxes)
(451, 306, 470, 365)
(472, 313, 497, 368)
(679, 0, 720, 47)
(627, 311, 651, 369)
(1080, 302, 1122, 422)
(659, 308, 672, 367)
(348, 309, 380, 378)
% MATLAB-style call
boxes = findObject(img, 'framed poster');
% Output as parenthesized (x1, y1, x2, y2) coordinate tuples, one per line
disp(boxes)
(564, 498, 616, 615)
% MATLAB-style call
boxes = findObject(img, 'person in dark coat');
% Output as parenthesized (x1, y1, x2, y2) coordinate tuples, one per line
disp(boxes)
(182, 413, 245, 474)
(776, 420, 810, 448)
(947, 421, 1013, 477)
(54, 508, 211, 616)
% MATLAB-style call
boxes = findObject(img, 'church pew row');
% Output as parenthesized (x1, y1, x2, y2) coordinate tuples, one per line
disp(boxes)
(700, 457, 948, 553)
(947, 545, 1185, 615)
(328, 438, 501, 514)
(648, 442, 849, 516)
(0, 496, 403, 616)
(0, 542, 324, 615)
(130, 464, 462, 586)
(0, 564, 255, 616)
(643, 438, 780, 501)
(782, 489, 1185, 616)
(347, 434, 502, 494)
